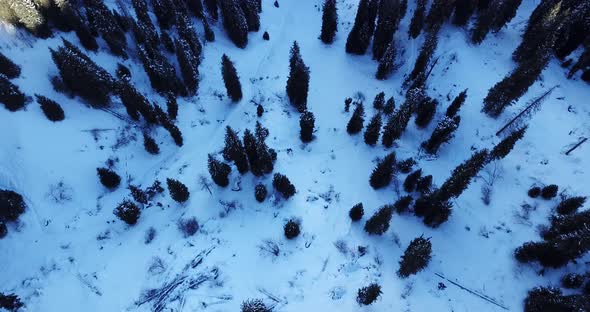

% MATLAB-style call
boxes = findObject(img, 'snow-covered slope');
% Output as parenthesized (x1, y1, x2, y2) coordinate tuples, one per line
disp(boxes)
(1, 0, 590, 311)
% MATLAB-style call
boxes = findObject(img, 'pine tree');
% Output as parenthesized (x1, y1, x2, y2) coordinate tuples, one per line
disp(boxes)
(165, 123, 184, 146)
(408, 0, 427, 39)
(0, 221, 6, 239)
(273, 173, 296, 199)
(0, 292, 24, 311)
(284, 219, 300, 239)
(286, 41, 310, 112)
(143, 133, 160, 155)
(356, 283, 382, 305)
(347, 103, 365, 134)
(116, 63, 131, 82)
(204, 0, 219, 19)
(490, 126, 527, 160)
(404, 169, 422, 193)
(438, 149, 489, 201)
(97, 167, 121, 189)
(394, 195, 413, 213)
(556, 196, 586, 215)
(208, 154, 232, 187)
(397, 157, 415, 173)
(0, 189, 27, 222)
(542, 209, 590, 241)
(117, 81, 158, 123)
(243, 129, 261, 175)
(452, 0, 477, 26)
(84, 0, 127, 57)
(369, 152, 396, 189)
(408, 30, 438, 82)
(416, 175, 433, 194)
(299, 111, 315, 143)
(239, 0, 260, 31)
(541, 184, 559, 200)
(414, 97, 437, 128)
(36, 94, 64, 122)
(422, 116, 460, 154)
(445, 89, 467, 117)
(382, 99, 413, 147)
(425, 0, 456, 31)
(345, 0, 379, 55)
(383, 96, 395, 114)
(373, 92, 385, 110)
(470, 3, 496, 44)
(221, 54, 243, 102)
(376, 42, 397, 80)
(320, 0, 338, 44)
(114, 200, 141, 225)
(254, 183, 267, 202)
(364, 113, 382, 146)
(175, 2, 203, 59)
(398, 236, 432, 277)
(254, 122, 276, 175)
(349, 203, 364, 221)
(490, 0, 523, 32)
(152, 0, 176, 29)
(166, 95, 178, 120)
(372, 0, 400, 60)
(175, 37, 200, 96)
(50, 39, 114, 107)
(0, 74, 26, 112)
(203, 18, 215, 41)
(241, 299, 270, 312)
(167, 178, 190, 202)
(413, 194, 452, 227)
(220, 0, 248, 48)
(364, 204, 394, 235)
(0, 52, 20, 79)
(222, 126, 249, 174)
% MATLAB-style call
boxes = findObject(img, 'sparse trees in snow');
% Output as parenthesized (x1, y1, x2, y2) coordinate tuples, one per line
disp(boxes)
(36, 95, 64, 122)
(349, 203, 364, 221)
(114, 200, 141, 225)
(398, 236, 432, 277)
(221, 54, 243, 102)
(369, 152, 396, 189)
(97, 167, 121, 189)
(356, 283, 382, 305)
(0, 52, 20, 79)
(345, 0, 379, 55)
(299, 111, 315, 143)
(220, 0, 248, 48)
(273, 173, 296, 199)
(347, 103, 364, 134)
(365, 205, 394, 235)
(320, 0, 338, 44)
(421, 116, 460, 154)
(0, 74, 26, 111)
(208, 155, 232, 187)
(223, 126, 249, 174)
(286, 41, 310, 112)
(364, 113, 382, 146)
(167, 178, 190, 203)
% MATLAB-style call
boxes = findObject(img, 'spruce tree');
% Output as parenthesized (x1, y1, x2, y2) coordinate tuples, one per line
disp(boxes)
(204, 0, 219, 20)
(320, 0, 338, 44)
(345, 0, 379, 55)
(84, 0, 127, 57)
(372, 0, 400, 60)
(243, 129, 261, 175)
(284, 219, 300, 239)
(97, 167, 121, 189)
(114, 200, 141, 225)
(445, 89, 467, 117)
(541, 184, 559, 200)
(556, 197, 586, 215)
(203, 18, 215, 42)
(223, 126, 249, 174)
(0, 52, 20, 79)
(438, 149, 489, 201)
(349, 203, 364, 221)
(208, 155, 232, 187)
(382, 99, 413, 147)
(398, 236, 432, 278)
(0, 221, 6, 239)
(347, 103, 365, 134)
(166, 95, 178, 120)
(167, 178, 190, 203)
(369, 152, 396, 189)
(490, 0, 523, 32)
(299, 111, 315, 143)
(254, 183, 267, 202)
(403, 169, 422, 193)
(364, 204, 394, 235)
(394, 195, 413, 213)
(408, 0, 427, 39)
(143, 133, 160, 155)
(356, 283, 382, 305)
(165, 123, 184, 146)
(36, 95, 65, 122)
(383, 96, 395, 115)
(0, 189, 27, 222)
(422, 116, 460, 154)
(397, 158, 415, 174)
(364, 113, 382, 146)
(239, 0, 260, 32)
(470, 2, 496, 44)
(452, 0, 477, 26)
(490, 126, 527, 160)
(414, 194, 452, 227)
(273, 173, 296, 199)
(416, 175, 433, 194)
(175, 37, 200, 96)
(152, 0, 176, 29)
(425, 0, 456, 31)
(376, 42, 397, 80)
(221, 54, 243, 102)
(0, 292, 24, 311)
(220, 0, 248, 48)
(373, 92, 385, 110)
(408, 30, 438, 83)
(161, 32, 176, 53)
(414, 97, 437, 128)
(0, 74, 26, 111)
(286, 41, 310, 112)
(542, 209, 590, 241)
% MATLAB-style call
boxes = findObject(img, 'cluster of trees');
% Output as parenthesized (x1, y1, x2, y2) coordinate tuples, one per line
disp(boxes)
(0, 189, 27, 239)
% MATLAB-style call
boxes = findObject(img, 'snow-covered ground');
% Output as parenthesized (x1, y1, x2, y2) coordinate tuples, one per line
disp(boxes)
(2, 0, 590, 311)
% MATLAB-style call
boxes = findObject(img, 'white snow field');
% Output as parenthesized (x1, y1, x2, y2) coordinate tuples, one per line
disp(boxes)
(1, 0, 590, 311)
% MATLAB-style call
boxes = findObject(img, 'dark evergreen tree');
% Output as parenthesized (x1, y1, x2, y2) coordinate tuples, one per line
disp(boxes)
(0, 52, 20, 79)
(345, 0, 379, 55)
(143, 133, 160, 155)
(36, 95, 64, 122)
(116, 63, 131, 82)
(541, 184, 558, 200)
(243, 129, 261, 175)
(490, 126, 527, 160)
(452, 0, 477, 26)
(373, 92, 385, 109)
(561, 273, 585, 289)
(284, 219, 300, 239)
(0, 189, 27, 222)
(84, 0, 127, 57)
(117, 81, 156, 123)
(184, 0, 204, 17)
(167, 178, 190, 202)
(286, 41, 310, 112)
(397, 158, 415, 174)
(320, 0, 338, 44)
(528, 186, 541, 198)
(200, 19, 214, 42)
(438, 149, 489, 201)
(425, 0, 456, 31)
(399, 0, 408, 18)
(556, 196, 586, 215)
(416, 174, 433, 194)
(523, 287, 590, 312)
(542, 209, 590, 241)
(0, 74, 26, 111)
(152, 0, 176, 29)
(208, 154, 232, 187)
(161, 32, 176, 53)
(175, 2, 203, 59)
(394, 195, 413, 213)
(239, 0, 260, 31)
(383, 96, 395, 115)
(114, 200, 141, 225)
(382, 99, 413, 147)
(0, 221, 6, 239)
(262, 31, 269, 40)
(204, 0, 219, 19)
(470, 3, 495, 44)
(344, 97, 352, 112)
(413, 194, 452, 227)
(254, 122, 277, 175)
(166, 95, 178, 120)
(255, 183, 267, 202)
(257, 104, 264, 117)
(364, 204, 394, 235)
(408, 0, 427, 39)
(220, 0, 248, 48)
(223, 126, 249, 174)
(364, 113, 382, 146)
(408, 30, 438, 82)
(349, 203, 364, 221)
(347, 103, 365, 134)
(299, 111, 315, 143)
(165, 123, 184, 146)
(175, 37, 200, 96)
(398, 236, 432, 277)
(50, 39, 114, 107)
(97, 167, 121, 189)
(376, 42, 397, 80)
(356, 283, 382, 305)
(372, 0, 400, 60)
(369, 152, 396, 189)
(221, 54, 243, 102)
(241, 299, 270, 312)
(445, 89, 467, 117)
(273, 173, 296, 199)
(0, 292, 24, 312)
(404, 169, 422, 193)
(490, 0, 523, 32)
(515, 234, 590, 268)
(414, 97, 437, 128)
(421, 116, 460, 154)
